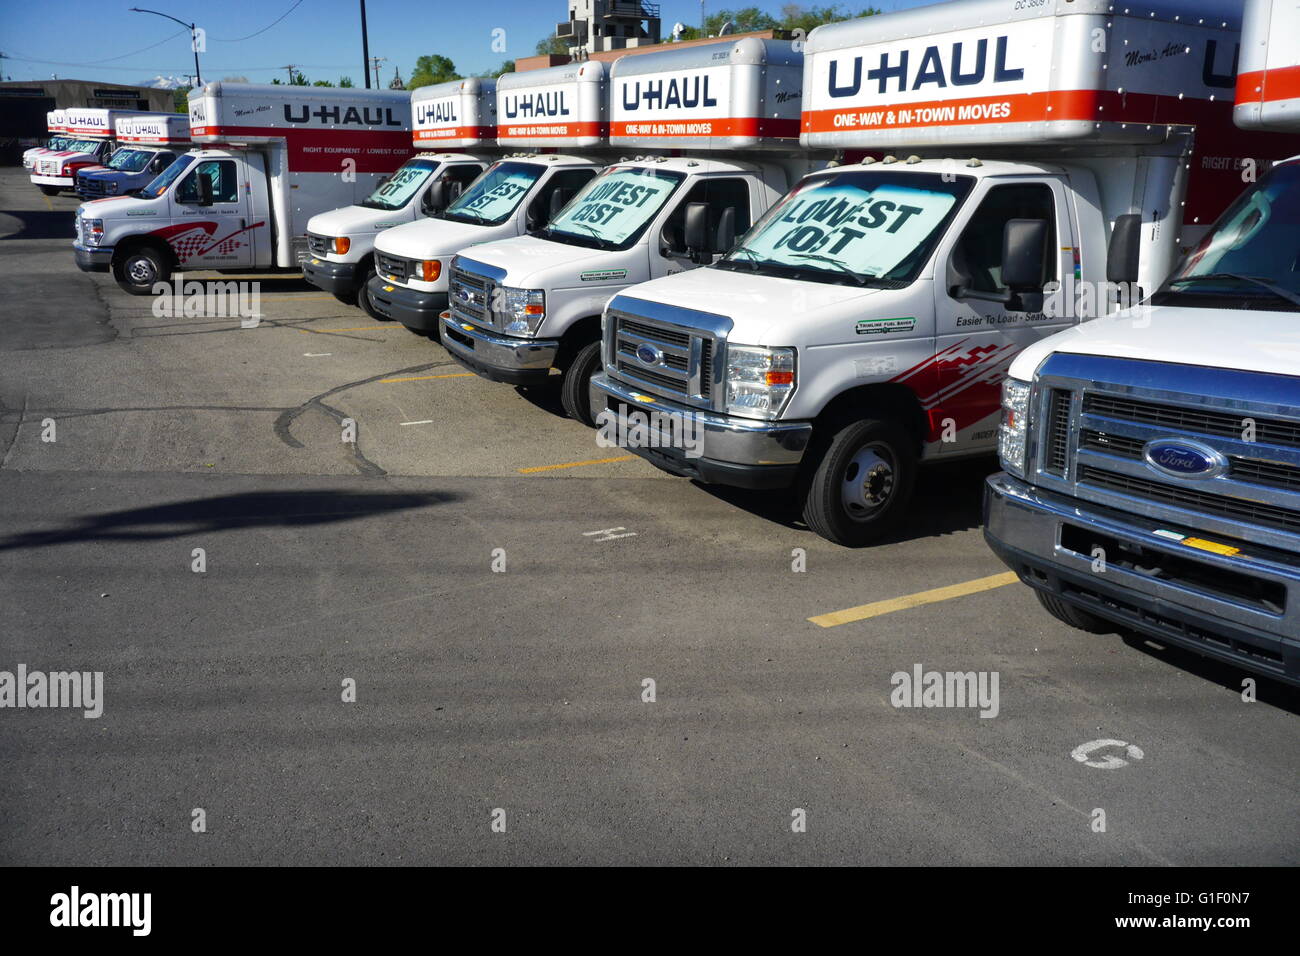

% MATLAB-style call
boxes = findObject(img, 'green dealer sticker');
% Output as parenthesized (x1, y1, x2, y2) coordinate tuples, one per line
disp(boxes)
(856, 316, 916, 335)
(580, 269, 627, 282)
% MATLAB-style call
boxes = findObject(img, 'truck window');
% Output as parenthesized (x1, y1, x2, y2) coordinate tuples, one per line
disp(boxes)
(542, 165, 685, 249)
(951, 183, 1056, 296)
(528, 168, 599, 227)
(138, 154, 194, 199)
(363, 158, 443, 211)
(441, 161, 546, 226)
(106, 148, 154, 173)
(176, 159, 239, 204)
(441, 163, 486, 199)
(661, 177, 752, 254)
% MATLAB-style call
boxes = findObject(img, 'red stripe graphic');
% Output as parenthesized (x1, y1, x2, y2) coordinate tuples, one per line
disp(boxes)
(1236, 65, 1300, 105)
(191, 124, 414, 172)
(414, 125, 496, 142)
(611, 117, 800, 139)
(498, 120, 608, 140)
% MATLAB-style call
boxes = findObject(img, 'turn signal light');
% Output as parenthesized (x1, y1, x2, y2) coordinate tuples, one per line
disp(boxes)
(332, 237, 350, 255)
(421, 259, 441, 282)
(764, 370, 795, 386)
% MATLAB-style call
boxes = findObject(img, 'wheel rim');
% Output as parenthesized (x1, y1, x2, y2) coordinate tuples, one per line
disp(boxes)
(840, 441, 896, 520)
(127, 257, 155, 285)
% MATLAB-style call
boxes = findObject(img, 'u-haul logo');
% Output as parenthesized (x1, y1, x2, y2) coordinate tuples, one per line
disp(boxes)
(502, 89, 570, 119)
(284, 104, 403, 127)
(619, 71, 721, 112)
(416, 98, 459, 126)
(827, 35, 1024, 98)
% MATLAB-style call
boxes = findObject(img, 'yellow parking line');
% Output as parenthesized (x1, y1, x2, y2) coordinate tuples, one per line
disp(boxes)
(380, 372, 475, 383)
(808, 571, 1020, 628)
(518, 455, 635, 474)
(42, 194, 53, 211)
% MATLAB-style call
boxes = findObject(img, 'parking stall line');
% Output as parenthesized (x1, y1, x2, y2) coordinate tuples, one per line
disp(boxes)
(518, 455, 636, 474)
(808, 572, 1020, 628)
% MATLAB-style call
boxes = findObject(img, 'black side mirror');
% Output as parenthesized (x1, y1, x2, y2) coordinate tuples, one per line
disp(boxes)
(548, 187, 574, 223)
(1107, 213, 1142, 285)
(1001, 219, 1049, 290)
(682, 202, 709, 262)
(714, 206, 736, 257)
(422, 180, 448, 214)
(195, 172, 214, 207)
(150, 156, 166, 173)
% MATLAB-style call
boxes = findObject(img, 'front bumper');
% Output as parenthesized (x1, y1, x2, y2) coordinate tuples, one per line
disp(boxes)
(74, 243, 113, 272)
(31, 174, 72, 188)
(441, 314, 559, 386)
(588, 373, 812, 490)
(984, 472, 1300, 687)
(303, 256, 360, 295)
(365, 276, 447, 331)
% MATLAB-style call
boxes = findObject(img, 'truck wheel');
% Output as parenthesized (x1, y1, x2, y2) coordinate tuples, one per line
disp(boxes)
(357, 267, 385, 320)
(113, 246, 170, 296)
(800, 418, 916, 546)
(560, 340, 602, 427)
(39, 185, 61, 196)
(1034, 590, 1114, 634)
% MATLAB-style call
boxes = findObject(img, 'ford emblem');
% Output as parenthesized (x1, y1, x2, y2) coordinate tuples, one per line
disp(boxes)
(635, 344, 662, 367)
(1143, 438, 1226, 479)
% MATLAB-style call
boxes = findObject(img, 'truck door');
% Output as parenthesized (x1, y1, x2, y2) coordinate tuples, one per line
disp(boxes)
(651, 176, 753, 280)
(169, 157, 257, 270)
(523, 168, 599, 231)
(930, 178, 1075, 455)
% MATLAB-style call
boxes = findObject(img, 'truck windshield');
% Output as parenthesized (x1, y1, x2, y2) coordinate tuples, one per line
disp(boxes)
(440, 161, 543, 226)
(105, 148, 154, 172)
(137, 154, 194, 199)
(45, 137, 71, 151)
(1154, 161, 1300, 312)
(362, 159, 440, 211)
(64, 140, 104, 155)
(541, 165, 685, 250)
(717, 170, 973, 287)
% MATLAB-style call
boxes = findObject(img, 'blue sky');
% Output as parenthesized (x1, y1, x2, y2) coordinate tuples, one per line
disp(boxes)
(0, 0, 916, 87)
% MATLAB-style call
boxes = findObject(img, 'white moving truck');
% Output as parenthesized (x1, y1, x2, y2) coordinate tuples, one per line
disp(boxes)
(72, 83, 413, 295)
(76, 114, 191, 200)
(442, 38, 818, 425)
(303, 78, 499, 318)
(30, 108, 160, 195)
(984, 0, 1300, 686)
(365, 61, 610, 336)
(591, 0, 1293, 546)
(23, 110, 73, 170)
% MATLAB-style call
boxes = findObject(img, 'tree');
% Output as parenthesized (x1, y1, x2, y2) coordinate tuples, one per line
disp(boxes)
(313, 79, 334, 87)
(407, 55, 460, 91)
(676, 4, 878, 40)
(338, 76, 355, 88)
(779, 4, 880, 35)
(535, 35, 570, 56)
(172, 86, 192, 113)
(479, 60, 515, 79)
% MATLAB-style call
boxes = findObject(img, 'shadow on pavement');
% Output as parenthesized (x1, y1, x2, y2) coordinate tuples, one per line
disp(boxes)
(0, 489, 460, 551)
(0, 208, 77, 241)
(1118, 631, 1300, 713)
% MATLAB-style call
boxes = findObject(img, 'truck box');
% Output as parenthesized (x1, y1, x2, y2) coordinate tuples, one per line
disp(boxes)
(496, 60, 608, 149)
(30, 107, 165, 194)
(412, 77, 497, 148)
(1235, 0, 1300, 130)
(76, 115, 192, 199)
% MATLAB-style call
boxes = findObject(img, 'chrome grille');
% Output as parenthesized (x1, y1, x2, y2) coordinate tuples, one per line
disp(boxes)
(608, 309, 718, 406)
(1042, 388, 1071, 478)
(448, 264, 494, 328)
(375, 251, 410, 283)
(307, 233, 330, 257)
(1083, 393, 1300, 448)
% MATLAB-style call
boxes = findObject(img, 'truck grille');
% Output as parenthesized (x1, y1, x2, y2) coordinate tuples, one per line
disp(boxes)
(1034, 354, 1300, 551)
(39, 159, 61, 176)
(77, 175, 109, 197)
(448, 264, 495, 328)
(307, 233, 331, 258)
(608, 308, 718, 407)
(375, 251, 410, 283)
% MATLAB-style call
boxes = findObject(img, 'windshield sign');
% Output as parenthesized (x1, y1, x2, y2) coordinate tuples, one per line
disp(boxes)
(365, 159, 439, 210)
(106, 148, 154, 172)
(443, 161, 543, 225)
(728, 172, 969, 284)
(546, 166, 684, 247)
(138, 154, 194, 199)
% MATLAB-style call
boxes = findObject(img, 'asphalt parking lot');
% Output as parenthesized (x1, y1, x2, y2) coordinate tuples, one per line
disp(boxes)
(0, 166, 1296, 866)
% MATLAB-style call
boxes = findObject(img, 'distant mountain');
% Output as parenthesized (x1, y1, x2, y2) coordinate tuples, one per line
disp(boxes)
(142, 75, 191, 90)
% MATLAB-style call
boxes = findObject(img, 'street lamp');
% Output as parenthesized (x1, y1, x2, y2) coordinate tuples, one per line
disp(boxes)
(129, 7, 202, 87)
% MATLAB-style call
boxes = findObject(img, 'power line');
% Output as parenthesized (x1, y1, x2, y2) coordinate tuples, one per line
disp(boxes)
(210, 0, 307, 43)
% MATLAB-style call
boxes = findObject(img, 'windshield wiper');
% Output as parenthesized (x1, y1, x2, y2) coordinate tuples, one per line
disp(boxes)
(790, 253, 870, 285)
(556, 221, 612, 249)
(724, 247, 763, 272)
(1167, 272, 1300, 308)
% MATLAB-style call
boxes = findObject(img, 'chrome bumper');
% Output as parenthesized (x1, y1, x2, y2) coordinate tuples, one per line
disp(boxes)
(441, 315, 559, 385)
(984, 472, 1300, 685)
(589, 373, 812, 489)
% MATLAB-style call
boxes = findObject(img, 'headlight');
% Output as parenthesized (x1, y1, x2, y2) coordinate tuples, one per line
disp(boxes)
(106, 181, 118, 195)
(998, 377, 1032, 477)
(499, 287, 545, 335)
(83, 218, 105, 245)
(725, 344, 795, 420)
(331, 236, 351, 255)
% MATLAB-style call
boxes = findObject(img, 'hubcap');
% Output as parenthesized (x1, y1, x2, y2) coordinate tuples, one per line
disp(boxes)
(127, 258, 155, 284)
(841, 442, 895, 519)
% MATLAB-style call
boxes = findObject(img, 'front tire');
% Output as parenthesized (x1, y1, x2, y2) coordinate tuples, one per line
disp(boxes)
(800, 418, 917, 546)
(560, 339, 602, 427)
(112, 245, 170, 296)
(357, 265, 385, 320)
(39, 185, 61, 196)
(1034, 590, 1114, 634)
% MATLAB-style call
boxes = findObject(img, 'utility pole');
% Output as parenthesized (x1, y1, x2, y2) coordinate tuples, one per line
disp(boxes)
(369, 56, 387, 90)
(282, 64, 297, 85)
(360, 0, 372, 89)
(129, 8, 202, 85)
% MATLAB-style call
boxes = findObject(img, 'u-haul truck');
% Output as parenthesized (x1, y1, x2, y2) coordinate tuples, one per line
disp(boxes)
(365, 62, 610, 336)
(303, 78, 500, 318)
(72, 83, 414, 295)
(590, 0, 1298, 547)
(22, 110, 73, 171)
(984, 0, 1300, 687)
(442, 38, 817, 425)
(30, 108, 160, 195)
(76, 115, 191, 200)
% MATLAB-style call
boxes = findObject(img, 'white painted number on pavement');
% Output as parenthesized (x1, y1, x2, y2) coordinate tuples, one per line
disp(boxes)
(1071, 738, 1145, 770)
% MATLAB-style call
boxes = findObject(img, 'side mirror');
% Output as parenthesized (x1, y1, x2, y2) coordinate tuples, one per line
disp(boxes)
(1001, 219, 1049, 290)
(195, 172, 215, 207)
(1107, 212, 1142, 285)
(548, 187, 575, 223)
(422, 180, 448, 215)
(682, 202, 709, 262)
(714, 206, 736, 257)
(150, 156, 167, 173)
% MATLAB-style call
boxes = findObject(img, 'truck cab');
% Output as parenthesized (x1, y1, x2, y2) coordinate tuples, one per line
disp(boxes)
(303, 152, 492, 316)
(984, 0, 1300, 687)
(31, 137, 115, 195)
(76, 114, 191, 200)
